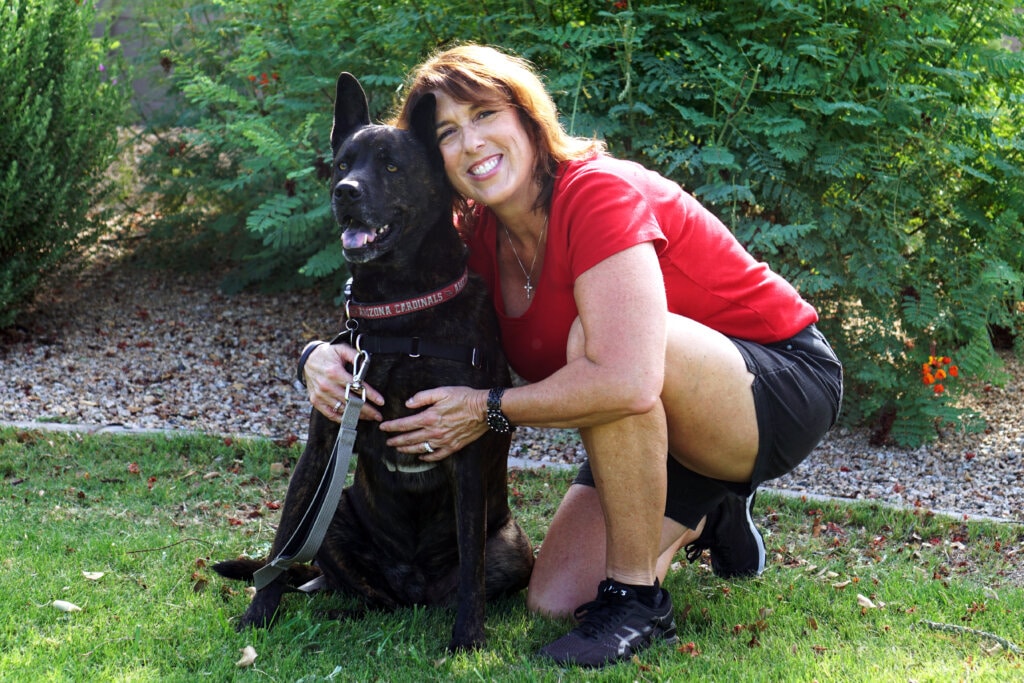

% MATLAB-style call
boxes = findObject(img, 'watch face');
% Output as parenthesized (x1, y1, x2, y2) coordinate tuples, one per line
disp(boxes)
(487, 409, 512, 433)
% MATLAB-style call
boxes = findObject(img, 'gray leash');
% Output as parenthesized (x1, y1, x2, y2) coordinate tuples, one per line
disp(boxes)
(253, 351, 370, 591)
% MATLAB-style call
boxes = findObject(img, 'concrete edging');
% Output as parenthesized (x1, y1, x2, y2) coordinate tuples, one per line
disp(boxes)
(2, 419, 1018, 525)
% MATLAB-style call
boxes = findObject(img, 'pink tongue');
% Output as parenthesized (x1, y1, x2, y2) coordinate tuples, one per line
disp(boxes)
(342, 229, 374, 249)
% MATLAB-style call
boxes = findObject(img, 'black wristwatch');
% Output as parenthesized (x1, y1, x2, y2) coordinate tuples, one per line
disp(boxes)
(486, 387, 514, 434)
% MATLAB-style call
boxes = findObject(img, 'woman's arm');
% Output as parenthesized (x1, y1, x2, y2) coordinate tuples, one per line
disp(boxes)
(380, 242, 667, 458)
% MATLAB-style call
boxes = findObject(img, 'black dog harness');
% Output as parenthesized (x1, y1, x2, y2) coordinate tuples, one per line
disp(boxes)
(336, 267, 490, 372)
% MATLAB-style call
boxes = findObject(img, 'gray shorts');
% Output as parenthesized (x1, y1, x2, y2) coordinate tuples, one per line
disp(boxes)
(573, 323, 843, 529)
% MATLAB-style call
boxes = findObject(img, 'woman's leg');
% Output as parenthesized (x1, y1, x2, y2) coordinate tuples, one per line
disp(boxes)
(526, 483, 699, 617)
(528, 314, 755, 616)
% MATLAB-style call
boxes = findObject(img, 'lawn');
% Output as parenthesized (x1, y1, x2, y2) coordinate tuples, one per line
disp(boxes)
(2, 427, 1022, 682)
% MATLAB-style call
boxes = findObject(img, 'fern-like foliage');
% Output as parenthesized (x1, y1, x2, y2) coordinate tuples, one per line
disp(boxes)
(134, 0, 1024, 445)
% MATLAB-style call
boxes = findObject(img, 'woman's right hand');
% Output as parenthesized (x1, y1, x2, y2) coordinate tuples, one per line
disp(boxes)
(302, 341, 385, 423)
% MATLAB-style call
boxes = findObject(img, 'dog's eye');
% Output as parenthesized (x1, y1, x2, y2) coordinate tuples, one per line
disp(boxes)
(337, 161, 348, 172)
(386, 163, 398, 173)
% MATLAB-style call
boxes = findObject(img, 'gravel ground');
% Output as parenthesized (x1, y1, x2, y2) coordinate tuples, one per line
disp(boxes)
(2, 243, 1022, 524)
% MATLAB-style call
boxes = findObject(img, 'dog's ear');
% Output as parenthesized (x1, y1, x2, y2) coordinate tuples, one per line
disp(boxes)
(331, 72, 371, 155)
(409, 93, 442, 164)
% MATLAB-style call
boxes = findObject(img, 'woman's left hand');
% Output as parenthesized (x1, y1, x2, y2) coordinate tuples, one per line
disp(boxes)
(379, 386, 490, 462)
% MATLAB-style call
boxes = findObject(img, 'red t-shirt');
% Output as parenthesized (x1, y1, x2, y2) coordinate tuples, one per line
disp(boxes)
(465, 155, 818, 383)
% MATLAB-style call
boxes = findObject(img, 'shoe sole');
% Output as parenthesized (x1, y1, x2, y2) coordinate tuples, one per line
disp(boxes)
(744, 492, 766, 576)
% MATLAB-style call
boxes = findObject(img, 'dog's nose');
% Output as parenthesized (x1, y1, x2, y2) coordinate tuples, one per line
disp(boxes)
(334, 180, 362, 202)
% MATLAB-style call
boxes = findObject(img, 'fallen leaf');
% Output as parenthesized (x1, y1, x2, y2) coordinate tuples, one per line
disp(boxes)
(857, 594, 877, 609)
(82, 571, 105, 581)
(832, 580, 852, 589)
(52, 600, 82, 612)
(235, 645, 258, 667)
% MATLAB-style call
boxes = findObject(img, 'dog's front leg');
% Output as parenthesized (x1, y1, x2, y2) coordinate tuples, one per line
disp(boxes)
(446, 451, 488, 651)
(238, 409, 339, 629)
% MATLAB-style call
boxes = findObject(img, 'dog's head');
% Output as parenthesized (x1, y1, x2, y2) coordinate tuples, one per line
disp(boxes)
(330, 73, 448, 265)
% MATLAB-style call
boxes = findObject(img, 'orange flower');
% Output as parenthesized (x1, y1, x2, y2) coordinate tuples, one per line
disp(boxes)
(949, 365, 959, 377)
(933, 383, 945, 395)
(922, 373, 935, 385)
(934, 368, 947, 380)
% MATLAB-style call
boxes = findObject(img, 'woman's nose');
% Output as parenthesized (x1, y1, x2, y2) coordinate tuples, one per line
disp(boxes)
(461, 122, 485, 151)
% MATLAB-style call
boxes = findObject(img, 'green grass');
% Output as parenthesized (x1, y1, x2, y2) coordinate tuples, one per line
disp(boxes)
(1, 427, 1022, 682)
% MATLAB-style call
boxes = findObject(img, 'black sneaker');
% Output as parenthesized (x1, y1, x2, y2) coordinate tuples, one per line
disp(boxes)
(537, 579, 678, 668)
(685, 492, 765, 578)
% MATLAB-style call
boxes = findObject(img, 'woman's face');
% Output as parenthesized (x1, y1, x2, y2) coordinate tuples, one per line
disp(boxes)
(433, 91, 539, 216)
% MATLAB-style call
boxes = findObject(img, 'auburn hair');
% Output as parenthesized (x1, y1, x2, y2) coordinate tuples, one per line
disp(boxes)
(392, 44, 605, 227)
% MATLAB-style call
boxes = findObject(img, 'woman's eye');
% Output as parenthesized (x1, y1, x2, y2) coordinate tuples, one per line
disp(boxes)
(437, 128, 456, 143)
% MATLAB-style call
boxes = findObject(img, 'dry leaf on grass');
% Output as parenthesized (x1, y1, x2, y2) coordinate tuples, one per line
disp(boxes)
(82, 571, 105, 581)
(235, 645, 258, 667)
(52, 600, 82, 612)
(857, 594, 883, 609)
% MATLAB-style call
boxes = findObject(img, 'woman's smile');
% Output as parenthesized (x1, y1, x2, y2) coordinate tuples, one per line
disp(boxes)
(468, 154, 501, 178)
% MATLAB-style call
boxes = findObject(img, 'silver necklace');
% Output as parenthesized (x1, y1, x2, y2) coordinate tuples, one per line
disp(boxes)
(502, 218, 547, 300)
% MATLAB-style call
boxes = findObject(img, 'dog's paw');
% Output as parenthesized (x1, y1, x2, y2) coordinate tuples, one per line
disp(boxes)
(235, 604, 277, 632)
(233, 586, 286, 631)
(446, 634, 485, 653)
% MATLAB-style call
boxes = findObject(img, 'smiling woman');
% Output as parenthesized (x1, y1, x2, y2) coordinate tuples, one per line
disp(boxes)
(301, 43, 842, 668)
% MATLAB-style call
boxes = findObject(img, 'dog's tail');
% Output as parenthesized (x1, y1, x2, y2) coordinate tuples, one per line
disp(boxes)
(212, 558, 264, 582)
(213, 558, 322, 588)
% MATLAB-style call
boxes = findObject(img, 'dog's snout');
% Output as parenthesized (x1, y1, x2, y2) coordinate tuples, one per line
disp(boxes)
(334, 180, 362, 203)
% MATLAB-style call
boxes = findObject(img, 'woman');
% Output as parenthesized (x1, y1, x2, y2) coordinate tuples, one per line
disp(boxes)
(301, 44, 842, 668)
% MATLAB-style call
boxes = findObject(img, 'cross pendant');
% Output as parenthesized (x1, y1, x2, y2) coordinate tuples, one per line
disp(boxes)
(523, 279, 534, 299)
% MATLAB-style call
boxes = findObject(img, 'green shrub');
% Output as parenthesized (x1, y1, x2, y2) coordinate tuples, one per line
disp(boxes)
(0, 0, 129, 327)
(135, 0, 1024, 445)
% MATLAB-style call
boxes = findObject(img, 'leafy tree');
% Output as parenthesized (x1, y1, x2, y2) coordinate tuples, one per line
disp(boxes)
(134, 0, 1024, 445)
(0, 0, 129, 326)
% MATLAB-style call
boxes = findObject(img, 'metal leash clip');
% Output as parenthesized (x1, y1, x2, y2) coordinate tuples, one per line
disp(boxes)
(346, 348, 370, 401)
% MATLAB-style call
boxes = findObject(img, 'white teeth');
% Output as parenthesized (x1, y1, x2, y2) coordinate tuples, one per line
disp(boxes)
(470, 157, 499, 176)
(376, 225, 389, 235)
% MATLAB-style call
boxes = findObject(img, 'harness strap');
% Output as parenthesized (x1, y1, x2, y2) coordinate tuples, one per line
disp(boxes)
(252, 391, 364, 591)
(354, 334, 487, 371)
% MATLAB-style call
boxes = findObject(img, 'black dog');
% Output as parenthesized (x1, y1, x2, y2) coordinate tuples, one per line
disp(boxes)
(214, 73, 534, 651)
